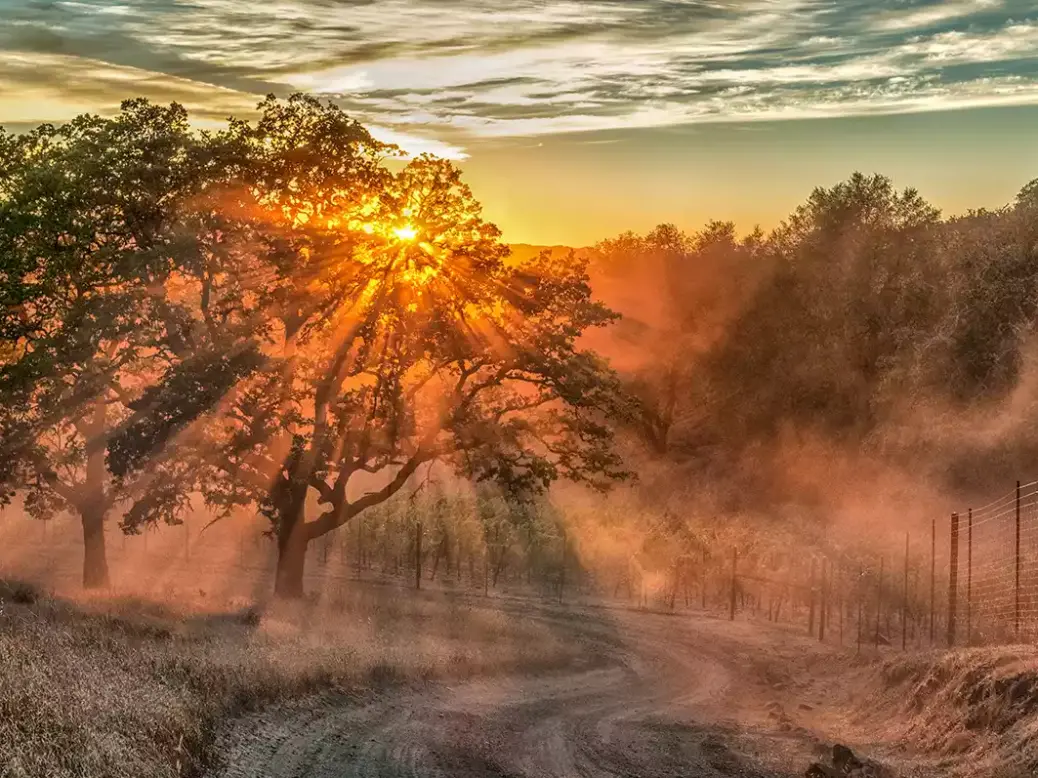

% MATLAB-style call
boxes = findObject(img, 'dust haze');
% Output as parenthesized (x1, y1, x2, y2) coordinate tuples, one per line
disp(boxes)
(5, 99, 1038, 778)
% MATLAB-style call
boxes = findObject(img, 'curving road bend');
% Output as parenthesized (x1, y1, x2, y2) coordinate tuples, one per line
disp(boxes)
(213, 601, 849, 778)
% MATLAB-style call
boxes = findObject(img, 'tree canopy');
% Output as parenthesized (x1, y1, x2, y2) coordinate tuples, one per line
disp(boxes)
(593, 173, 1038, 501)
(0, 100, 225, 585)
(0, 94, 633, 596)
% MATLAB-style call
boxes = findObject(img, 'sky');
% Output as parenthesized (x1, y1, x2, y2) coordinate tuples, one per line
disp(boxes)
(2, 0, 1038, 245)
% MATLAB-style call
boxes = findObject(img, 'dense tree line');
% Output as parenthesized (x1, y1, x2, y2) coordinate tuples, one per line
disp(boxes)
(593, 173, 1038, 499)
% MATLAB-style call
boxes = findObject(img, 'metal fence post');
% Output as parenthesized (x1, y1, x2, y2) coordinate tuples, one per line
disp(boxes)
(1016, 481, 1022, 641)
(967, 508, 973, 646)
(934, 520, 942, 647)
(729, 547, 738, 621)
(902, 533, 909, 652)
(948, 512, 959, 647)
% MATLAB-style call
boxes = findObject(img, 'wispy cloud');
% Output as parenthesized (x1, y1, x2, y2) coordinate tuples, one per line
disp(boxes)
(2, 0, 1038, 154)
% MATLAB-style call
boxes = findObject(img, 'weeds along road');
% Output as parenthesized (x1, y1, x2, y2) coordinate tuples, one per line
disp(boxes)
(212, 597, 861, 778)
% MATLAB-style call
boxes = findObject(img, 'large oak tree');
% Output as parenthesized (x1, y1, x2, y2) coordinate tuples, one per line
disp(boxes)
(104, 97, 630, 597)
(0, 101, 221, 586)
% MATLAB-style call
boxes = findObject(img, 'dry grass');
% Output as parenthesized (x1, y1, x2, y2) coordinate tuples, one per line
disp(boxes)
(0, 579, 581, 778)
(864, 646, 1038, 778)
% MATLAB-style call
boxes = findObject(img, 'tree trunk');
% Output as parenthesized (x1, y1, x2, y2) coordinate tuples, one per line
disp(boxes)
(275, 492, 310, 599)
(275, 528, 308, 598)
(492, 557, 505, 587)
(81, 506, 110, 589)
(81, 400, 110, 589)
(430, 537, 444, 581)
(492, 545, 507, 588)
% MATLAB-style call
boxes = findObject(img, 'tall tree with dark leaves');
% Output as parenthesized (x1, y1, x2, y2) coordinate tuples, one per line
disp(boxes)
(112, 111, 632, 596)
(0, 101, 212, 587)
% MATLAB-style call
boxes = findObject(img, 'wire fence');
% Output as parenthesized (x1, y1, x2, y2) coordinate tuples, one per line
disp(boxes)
(5, 480, 1038, 651)
(721, 478, 1038, 651)
(948, 480, 1038, 647)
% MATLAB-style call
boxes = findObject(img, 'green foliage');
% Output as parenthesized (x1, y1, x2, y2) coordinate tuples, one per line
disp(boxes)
(709, 173, 945, 439)
(27, 91, 1038, 601)
(0, 94, 630, 598)
(108, 344, 267, 479)
(932, 198, 1038, 403)
(596, 172, 1038, 494)
(99, 104, 634, 564)
(0, 100, 218, 533)
(590, 219, 765, 453)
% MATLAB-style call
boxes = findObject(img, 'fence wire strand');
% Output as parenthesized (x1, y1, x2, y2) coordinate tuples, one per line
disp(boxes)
(949, 481, 1038, 646)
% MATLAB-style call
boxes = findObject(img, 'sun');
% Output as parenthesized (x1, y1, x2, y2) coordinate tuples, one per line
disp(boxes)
(393, 225, 418, 242)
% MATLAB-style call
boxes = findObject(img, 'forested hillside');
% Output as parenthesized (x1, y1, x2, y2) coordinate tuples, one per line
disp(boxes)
(535, 175, 1038, 542)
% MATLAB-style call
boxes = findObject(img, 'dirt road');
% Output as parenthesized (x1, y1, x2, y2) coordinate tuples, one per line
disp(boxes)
(211, 598, 886, 778)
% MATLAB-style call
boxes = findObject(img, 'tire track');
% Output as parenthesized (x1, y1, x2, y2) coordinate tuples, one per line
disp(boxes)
(212, 602, 833, 778)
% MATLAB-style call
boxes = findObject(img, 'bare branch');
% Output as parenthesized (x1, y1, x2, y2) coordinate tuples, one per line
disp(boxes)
(407, 461, 435, 504)
(108, 379, 136, 406)
(306, 447, 433, 539)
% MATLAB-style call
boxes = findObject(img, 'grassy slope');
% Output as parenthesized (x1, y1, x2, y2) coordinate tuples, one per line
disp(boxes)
(0, 580, 580, 778)
(857, 647, 1038, 778)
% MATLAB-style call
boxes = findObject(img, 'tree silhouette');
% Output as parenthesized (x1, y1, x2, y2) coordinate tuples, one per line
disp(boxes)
(108, 97, 631, 597)
(0, 100, 220, 587)
(590, 221, 764, 454)
(706, 173, 944, 441)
